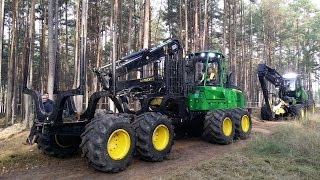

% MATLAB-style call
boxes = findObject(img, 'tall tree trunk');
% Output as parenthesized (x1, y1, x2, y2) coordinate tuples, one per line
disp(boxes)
(202, 0, 208, 50)
(306, 29, 311, 92)
(107, 0, 114, 110)
(167, 0, 172, 36)
(91, 0, 101, 93)
(127, 0, 133, 53)
(278, 31, 282, 68)
(133, 0, 137, 51)
(80, 0, 89, 107)
(228, 0, 232, 68)
(6, 0, 18, 125)
(0, 0, 5, 87)
(110, 0, 119, 111)
(65, 0, 68, 89)
(21, 0, 29, 125)
(24, 0, 36, 129)
(96, 0, 102, 84)
(232, 0, 237, 85)
(262, 10, 266, 63)
(109, 0, 114, 62)
(142, 0, 150, 77)
(73, 1, 80, 89)
(143, 0, 150, 49)
(118, 0, 123, 56)
(149, 8, 151, 48)
(193, 0, 198, 52)
(240, 0, 245, 91)
(47, 0, 56, 99)
(184, 0, 188, 54)
(138, 0, 144, 49)
(40, 0, 47, 92)
(179, 0, 182, 49)
(249, 2, 253, 102)
(54, 0, 60, 90)
(73, 0, 82, 111)
(223, 0, 227, 54)
(143, 0, 152, 76)
(295, 19, 300, 71)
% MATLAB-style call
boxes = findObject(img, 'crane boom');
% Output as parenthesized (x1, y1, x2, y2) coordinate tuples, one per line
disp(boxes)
(94, 39, 181, 90)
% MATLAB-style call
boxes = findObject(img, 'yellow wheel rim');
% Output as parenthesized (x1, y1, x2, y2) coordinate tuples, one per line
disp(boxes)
(301, 109, 305, 118)
(222, 117, 232, 137)
(241, 115, 250, 133)
(313, 104, 315, 114)
(107, 129, 131, 160)
(152, 124, 169, 151)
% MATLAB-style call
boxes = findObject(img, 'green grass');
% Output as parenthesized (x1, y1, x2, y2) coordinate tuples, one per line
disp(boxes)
(164, 114, 320, 180)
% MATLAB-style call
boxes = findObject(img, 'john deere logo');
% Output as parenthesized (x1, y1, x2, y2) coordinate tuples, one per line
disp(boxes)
(140, 77, 154, 82)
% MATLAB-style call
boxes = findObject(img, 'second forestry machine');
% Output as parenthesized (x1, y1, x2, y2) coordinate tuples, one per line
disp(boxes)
(257, 64, 315, 120)
(23, 39, 252, 172)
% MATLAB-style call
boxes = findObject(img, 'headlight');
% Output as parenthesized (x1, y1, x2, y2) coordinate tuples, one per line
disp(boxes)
(208, 53, 215, 57)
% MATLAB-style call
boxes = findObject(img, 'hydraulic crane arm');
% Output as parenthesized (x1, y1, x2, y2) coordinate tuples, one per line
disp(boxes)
(257, 64, 287, 114)
(94, 38, 182, 90)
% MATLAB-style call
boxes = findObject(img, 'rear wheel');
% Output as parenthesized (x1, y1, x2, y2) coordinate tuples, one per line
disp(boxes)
(80, 114, 135, 173)
(36, 133, 80, 158)
(133, 112, 174, 161)
(308, 102, 316, 114)
(203, 109, 235, 145)
(261, 105, 273, 120)
(295, 105, 306, 119)
(231, 108, 252, 139)
(288, 105, 298, 117)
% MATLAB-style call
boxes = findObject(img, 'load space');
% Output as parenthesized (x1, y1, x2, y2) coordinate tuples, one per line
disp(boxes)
(23, 39, 252, 173)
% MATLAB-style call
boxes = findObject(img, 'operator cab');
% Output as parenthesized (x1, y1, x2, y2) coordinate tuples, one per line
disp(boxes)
(283, 73, 301, 97)
(188, 51, 224, 86)
(283, 72, 298, 91)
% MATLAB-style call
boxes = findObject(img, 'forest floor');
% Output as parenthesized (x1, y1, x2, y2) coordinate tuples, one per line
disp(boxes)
(0, 109, 319, 180)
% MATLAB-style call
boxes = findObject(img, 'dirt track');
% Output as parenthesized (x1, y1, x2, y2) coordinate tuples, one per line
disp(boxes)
(1, 118, 279, 180)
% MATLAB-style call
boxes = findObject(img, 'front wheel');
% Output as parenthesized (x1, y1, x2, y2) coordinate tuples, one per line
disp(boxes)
(80, 114, 135, 173)
(203, 109, 235, 145)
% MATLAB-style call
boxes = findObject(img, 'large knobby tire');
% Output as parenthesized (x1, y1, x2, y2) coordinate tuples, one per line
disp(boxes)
(36, 133, 81, 158)
(307, 102, 316, 114)
(288, 105, 298, 117)
(80, 114, 135, 173)
(231, 108, 252, 139)
(133, 112, 174, 161)
(261, 104, 273, 120)
(295, 105, 307, 119)
(203, 109, 235, 145)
